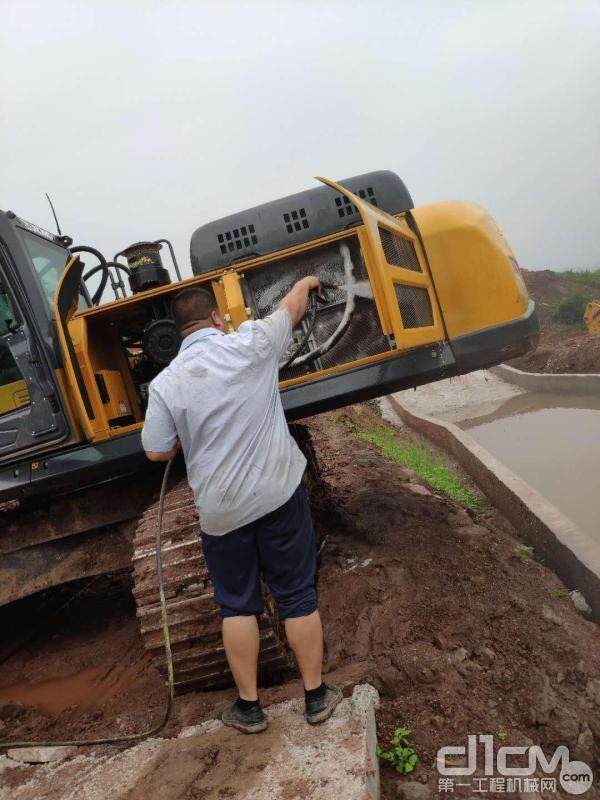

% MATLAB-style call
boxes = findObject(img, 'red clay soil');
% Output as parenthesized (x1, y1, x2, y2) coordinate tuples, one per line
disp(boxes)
(1, 405, 599, 798)
(511, 268, 600, 373)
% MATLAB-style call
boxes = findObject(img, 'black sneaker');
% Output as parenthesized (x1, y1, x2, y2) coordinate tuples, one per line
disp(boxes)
(305, 683, 343, 725)
(221, 701, 267, 734)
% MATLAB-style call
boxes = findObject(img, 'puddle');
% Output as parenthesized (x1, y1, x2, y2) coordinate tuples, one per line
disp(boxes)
(459, 392, 600, 544)
(0, 664, 106, 714)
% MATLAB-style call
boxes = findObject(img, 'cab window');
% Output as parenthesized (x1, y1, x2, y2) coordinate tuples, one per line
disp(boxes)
(0, 288, 30, 415)
(20, 230, 70, 308)
(19, 230, 89, 311)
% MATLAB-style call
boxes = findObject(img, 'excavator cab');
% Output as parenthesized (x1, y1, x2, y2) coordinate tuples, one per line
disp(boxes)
(0, 218, 75, 471)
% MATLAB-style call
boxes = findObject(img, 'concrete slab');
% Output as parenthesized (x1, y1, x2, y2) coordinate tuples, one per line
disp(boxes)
(0, 684, 380, 800)
(382, 369, 524, 424)
(6, 746, 77, 764)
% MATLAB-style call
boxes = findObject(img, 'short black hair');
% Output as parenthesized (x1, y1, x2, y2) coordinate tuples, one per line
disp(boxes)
(171, 287, 217, 330)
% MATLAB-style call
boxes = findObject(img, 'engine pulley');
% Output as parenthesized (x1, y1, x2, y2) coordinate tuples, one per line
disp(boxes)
(142, 319, 180, 366)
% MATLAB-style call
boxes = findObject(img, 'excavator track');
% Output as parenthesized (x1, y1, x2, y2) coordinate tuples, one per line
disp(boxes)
(132, 478, 291, 693)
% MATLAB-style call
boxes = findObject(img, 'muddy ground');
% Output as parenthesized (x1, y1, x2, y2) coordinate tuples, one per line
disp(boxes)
(1, 404, 599, 798)
(511, 268, 600, 373)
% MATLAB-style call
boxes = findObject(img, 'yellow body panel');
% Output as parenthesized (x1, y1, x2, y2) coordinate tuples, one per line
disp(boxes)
(53, 368, 84, 441)
(411, 201, 529, 339)
(94, 370, 132, 421)
(317, 177, 446, 349)
(53, 189, 532, 446)
(68, 316, 113, 438)
(584, 300, 600, 334)
(220, 271, 251, 329)
(54, 256, 98, 441)
(0, 379, 29, 416)
(67, 316, 142, 441)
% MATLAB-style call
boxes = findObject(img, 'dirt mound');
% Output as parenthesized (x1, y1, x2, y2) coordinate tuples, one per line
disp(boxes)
(308, 406, 600, 795)
(511, 268, 600, 373)
(0, 406, 599, 798)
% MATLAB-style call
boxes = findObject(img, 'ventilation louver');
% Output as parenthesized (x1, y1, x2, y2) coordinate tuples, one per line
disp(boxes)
(394, 285, 433, 328)
(379, 228, 422, 272)
(217, 224, 258, 255)
(334, 187, 378, 219)
(283, 208, 309, 234)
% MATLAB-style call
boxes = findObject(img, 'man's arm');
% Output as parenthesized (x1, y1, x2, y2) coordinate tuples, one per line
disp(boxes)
(142, 385, 179, 462)
(145, 443, 179, 462)
(239, 275, 321, 361)
(279, 276, 321, 327)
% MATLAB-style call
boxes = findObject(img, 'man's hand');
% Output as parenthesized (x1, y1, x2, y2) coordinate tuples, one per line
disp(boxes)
(279, 276, 321, 327)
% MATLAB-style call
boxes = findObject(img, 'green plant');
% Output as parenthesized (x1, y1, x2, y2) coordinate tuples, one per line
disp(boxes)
(352, 423, 481, 510)
(550, 587, 565, 600)
(562, 268, 600, 290)
(376, 726, 419, 775)
(515, 543, 533, 563)
(497, 730, 508, 742)
(553, 292, 589, 326)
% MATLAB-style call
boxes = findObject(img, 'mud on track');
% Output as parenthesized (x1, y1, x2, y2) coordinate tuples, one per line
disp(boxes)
(1, 404, 599, 798)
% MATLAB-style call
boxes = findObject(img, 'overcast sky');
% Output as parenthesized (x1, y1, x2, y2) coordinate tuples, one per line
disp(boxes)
(2, 1, 599, 276)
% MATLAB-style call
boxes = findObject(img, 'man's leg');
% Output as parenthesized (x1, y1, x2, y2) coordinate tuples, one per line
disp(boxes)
(257, 484, 342, 723)
(222, 614, 260, 700)
(284, 610, 323, 690)
(200, 529, 267, 733)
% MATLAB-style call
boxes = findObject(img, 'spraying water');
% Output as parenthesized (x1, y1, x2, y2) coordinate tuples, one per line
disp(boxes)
(335, 280, 373, 299)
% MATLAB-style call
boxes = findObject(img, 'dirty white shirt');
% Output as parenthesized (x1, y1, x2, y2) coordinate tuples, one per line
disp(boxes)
(141, 308, 306, 535)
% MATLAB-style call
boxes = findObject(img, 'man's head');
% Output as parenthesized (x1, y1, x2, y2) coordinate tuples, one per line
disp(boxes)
(171, 287, 226, 336)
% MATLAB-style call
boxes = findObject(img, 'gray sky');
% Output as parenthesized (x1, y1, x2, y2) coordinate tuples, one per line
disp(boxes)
(2, 0, 599, 276)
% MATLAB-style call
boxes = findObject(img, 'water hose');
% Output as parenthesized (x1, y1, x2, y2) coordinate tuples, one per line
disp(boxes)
(279, 291, 319, 371)
(279, 243, 358, 371)
(0, 458, 176, 750)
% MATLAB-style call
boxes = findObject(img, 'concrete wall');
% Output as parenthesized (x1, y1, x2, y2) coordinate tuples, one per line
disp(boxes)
(491, 364, 600, 395)
(388, 396, 600, 621)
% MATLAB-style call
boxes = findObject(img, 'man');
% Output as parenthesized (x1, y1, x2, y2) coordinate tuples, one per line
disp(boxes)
(141, 277, 342, 734)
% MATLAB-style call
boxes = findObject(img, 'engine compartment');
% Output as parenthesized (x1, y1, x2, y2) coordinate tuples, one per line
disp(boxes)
(71, 231, 392, 431)
(244, 235, 391, 381)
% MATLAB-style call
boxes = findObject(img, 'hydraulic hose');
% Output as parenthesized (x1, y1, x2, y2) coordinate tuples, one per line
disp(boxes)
(0, 458, 176, 750)
(71, 246, 111, 306)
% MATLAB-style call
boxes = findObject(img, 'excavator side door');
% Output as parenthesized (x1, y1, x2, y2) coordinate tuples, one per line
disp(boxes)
(0, 258, 68, 460)
(317, 177, 446, 350)
(53, 255, 98, 441)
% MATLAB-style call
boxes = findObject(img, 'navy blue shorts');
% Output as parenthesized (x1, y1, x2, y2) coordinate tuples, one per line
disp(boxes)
(200, 483, 317, 620)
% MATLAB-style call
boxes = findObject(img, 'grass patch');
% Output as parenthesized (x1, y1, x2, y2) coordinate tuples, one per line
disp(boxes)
(553, 292, 589, 326)
(514, 543, 533, 563)
(350, 421, 481, 510)
(561, 268, 600, 290)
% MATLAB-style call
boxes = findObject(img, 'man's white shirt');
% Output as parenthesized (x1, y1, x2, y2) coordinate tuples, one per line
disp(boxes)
(141, 308, 306, 535)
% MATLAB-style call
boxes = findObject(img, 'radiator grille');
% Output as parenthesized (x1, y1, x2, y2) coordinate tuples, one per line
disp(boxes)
(379, 228, 421, 272)
(317, 299, 390, 370)
(394, 285, 433, 329)
(243, 236, 390, 380)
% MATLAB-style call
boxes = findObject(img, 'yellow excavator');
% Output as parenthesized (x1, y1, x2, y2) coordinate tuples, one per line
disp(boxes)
(584, 300, 600, 334)
(0, 171, 538, 692)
